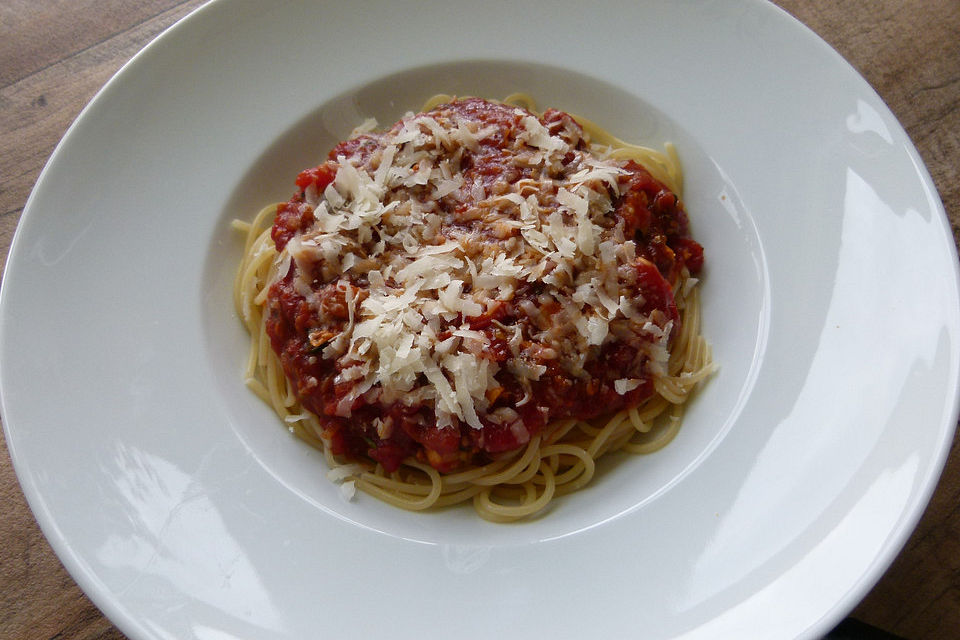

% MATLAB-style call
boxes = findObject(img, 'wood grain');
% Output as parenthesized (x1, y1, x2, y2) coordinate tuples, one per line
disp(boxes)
(1, 1, 958, 638)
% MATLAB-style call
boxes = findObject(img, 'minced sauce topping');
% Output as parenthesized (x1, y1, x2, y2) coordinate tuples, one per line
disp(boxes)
(265, 97, 703, 472)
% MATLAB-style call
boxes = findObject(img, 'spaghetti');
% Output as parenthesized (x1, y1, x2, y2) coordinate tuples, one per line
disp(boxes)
(234, 96, 713, 521)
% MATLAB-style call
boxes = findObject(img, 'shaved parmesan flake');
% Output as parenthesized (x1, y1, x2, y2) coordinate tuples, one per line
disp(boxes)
(614, 378, 643, 395)
(327, 464, 364, 483)
(434, 174, 465, 198)
(339, 480, 357, 501)
(682, 276, 700, 297)
(520, 115, 566, 152)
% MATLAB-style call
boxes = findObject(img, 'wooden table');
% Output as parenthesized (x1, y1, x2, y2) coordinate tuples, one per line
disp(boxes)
(1, 1, 958, 638)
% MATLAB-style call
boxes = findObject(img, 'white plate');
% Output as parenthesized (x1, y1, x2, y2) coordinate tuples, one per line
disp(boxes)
(2, 1, 958, 638)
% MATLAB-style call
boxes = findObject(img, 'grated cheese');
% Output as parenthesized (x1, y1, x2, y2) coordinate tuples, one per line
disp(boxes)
(270, 98, 682, 433)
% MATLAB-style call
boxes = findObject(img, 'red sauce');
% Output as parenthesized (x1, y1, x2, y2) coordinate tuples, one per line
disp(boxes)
(265, 98, 703, 473)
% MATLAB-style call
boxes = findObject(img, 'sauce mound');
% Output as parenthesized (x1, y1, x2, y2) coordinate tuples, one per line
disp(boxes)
(264, 98, 703, 473)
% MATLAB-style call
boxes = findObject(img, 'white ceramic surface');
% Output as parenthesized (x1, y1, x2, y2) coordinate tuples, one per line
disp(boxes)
(2, 1, 958, 638)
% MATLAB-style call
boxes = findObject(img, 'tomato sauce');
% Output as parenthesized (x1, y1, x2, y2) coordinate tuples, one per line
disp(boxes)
(265, 99, 703, 473)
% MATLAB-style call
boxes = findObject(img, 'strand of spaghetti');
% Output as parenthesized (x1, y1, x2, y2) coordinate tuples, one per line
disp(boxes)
(658, 297, 711, 401)
(253, 236, 276, 305)
(432, 484, 485, 508)
(272, 349, 298, 409)
(244, 376, 271, 405)
(250, 251, 275, 308)
(366, 459, 454, 496)
(657, 357, 715, 402)
(673, 288, 702, 373)
(245, 204, 277, 252)
(692, 342, 715, 379)
(357, 461, 443, 510)
(421, 93, 455, 111)
(585, 411, 630, 458)
(572, 420, 604, 437)
(627, 406, 648, 432)
(440, 449, 528, 484)
(637, 396, 671, 423)
(379, 465, 476, 498)
(625, 406, 685, 455)
(680, 354, 715, 386)
(668, 300, 695, 375)
(654, 378, 690, 404)
(684, 323, 712, 376)
(290, 415, 327, 450)
(502, 92, 538, 112)
(242, 304, 266, 380)
(596, 423, 638, 458)
(538, 443, 595, 493)
(480, 443, 544, 488)
(543, 417, 580, 445)
(464, 435, 543, 486)
(474, 462, 556, 522)
(256, 312, 275, 385)
(265, 346, 294, 412)
(233, 210, 276, 316)
(359, 472, 435, 497)
(235, 243, 262, 321)
(521, 481, 539, 502)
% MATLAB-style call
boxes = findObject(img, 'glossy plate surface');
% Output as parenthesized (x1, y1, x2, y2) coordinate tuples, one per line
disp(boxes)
(2, 1, 957, 638)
